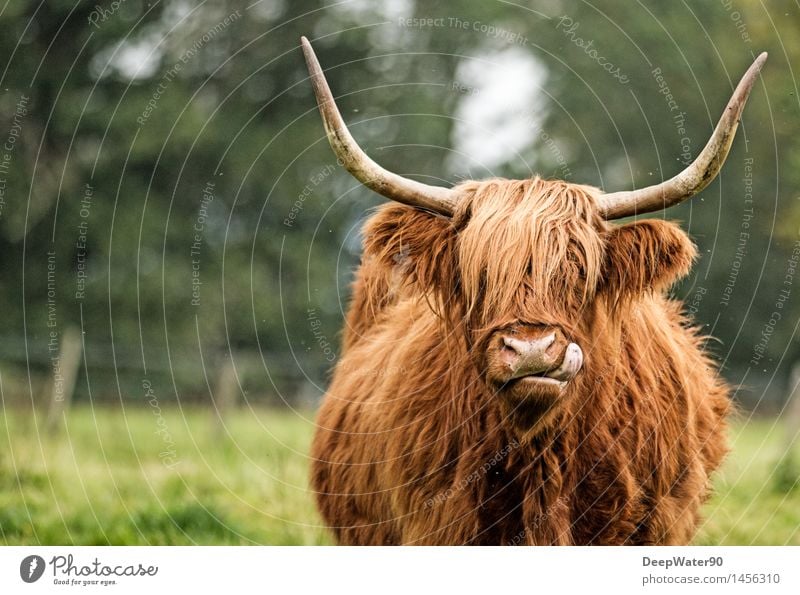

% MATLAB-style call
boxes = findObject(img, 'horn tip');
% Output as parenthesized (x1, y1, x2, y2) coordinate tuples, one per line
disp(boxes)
(300, 36, 321, 76)
(300, 36, 314, 61)
(747, 52, 768, 77)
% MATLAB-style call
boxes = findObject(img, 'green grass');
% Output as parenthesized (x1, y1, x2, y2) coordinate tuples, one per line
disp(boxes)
(0, 405, 331, 545)
(696, 415, 800, 545)
(0, 405, 798, 545)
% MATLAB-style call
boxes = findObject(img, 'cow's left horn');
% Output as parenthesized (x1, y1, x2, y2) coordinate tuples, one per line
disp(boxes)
(599, 52, 767, 220)
(301, 37, 460, 217)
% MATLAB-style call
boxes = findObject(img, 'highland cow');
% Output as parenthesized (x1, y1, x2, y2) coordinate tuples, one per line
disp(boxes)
(301, 37, 766, 545)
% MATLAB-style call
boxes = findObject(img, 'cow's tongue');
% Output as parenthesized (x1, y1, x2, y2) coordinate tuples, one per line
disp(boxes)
(542, 343, 583, 381)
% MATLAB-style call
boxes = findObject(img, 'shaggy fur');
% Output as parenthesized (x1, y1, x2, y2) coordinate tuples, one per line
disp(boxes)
(311, 177, 730, 545)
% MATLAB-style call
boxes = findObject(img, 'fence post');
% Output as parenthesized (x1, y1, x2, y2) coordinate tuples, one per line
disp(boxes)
(776, 362, 800, 492)
(785, 364, 800, 451)
(46, 326, 82, 431)
(212, 353, 240, 432)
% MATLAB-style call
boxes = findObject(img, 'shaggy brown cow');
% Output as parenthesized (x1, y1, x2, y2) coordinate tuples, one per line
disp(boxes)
(301, 37, 766, 545)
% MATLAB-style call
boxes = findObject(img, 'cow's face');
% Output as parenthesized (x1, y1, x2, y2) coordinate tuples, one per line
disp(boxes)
(456, 178, 603, 426)
(441, 178, 694, 430)
(364, 176, 696, 431)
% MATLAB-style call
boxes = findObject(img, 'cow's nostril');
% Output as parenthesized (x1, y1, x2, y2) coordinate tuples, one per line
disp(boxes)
(539, 333, 557, 352)
(501, 339, 521, 364)
(501, 333, 557, 370)
(545, 335, 561, 357)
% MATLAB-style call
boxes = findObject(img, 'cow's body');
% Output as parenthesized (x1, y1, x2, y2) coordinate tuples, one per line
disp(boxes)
(311, 185, 730, 546)
(299, 40, 762, 546)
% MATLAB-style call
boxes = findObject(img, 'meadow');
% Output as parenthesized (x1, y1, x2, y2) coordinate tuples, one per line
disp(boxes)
(0, 405, 798, 545)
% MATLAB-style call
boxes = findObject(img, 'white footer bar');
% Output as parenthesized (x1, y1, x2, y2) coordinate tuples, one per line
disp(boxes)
(1, 546, 798, 594)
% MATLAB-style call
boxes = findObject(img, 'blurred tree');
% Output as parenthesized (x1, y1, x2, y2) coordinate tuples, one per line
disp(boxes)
(0, 0, 797, 409)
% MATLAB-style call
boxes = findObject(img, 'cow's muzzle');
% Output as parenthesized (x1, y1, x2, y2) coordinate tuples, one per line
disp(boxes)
(489, 325, 583, 388)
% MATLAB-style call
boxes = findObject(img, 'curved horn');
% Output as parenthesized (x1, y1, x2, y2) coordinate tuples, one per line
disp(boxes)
(300, 36, 459, 216)
(600, 52, 767, 220)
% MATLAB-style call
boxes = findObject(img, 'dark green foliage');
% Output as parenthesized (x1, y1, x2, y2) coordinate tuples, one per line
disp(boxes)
(0, 1, 798, 409)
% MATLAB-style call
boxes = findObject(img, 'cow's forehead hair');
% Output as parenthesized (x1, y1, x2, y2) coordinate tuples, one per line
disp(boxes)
(451, 177, 607, 321)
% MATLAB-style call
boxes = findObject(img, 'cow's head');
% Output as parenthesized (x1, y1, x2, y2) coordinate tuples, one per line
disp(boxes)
(301, 37, 765, 431)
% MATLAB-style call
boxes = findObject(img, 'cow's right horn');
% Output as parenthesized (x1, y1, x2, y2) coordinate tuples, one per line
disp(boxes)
(301, 36, 460, 217)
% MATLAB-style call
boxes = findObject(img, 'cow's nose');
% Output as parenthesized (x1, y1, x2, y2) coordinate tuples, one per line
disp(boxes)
(501, 332, 562, 375)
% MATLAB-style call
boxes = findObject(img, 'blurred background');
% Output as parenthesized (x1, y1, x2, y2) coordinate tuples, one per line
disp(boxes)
(0, 0, 799, 544)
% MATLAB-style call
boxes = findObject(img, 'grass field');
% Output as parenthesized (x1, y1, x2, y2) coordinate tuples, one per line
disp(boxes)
(1, 405, 798, 545)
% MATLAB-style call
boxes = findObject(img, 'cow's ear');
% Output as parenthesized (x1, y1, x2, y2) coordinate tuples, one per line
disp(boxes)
(362, 204, 459, 296)
(602, 220, 696, 297)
